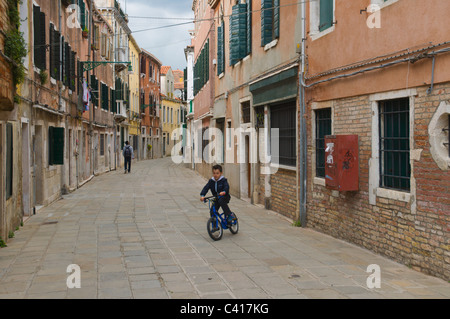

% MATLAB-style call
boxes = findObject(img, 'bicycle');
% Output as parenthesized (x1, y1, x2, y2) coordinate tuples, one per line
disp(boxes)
(203, 195, 239, 241)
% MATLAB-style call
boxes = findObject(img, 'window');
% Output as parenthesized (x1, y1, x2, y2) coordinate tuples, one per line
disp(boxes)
(101, 83, 109, 111)
(270, 101, 296, 167)
(379, 98, 410, 191)
(194, 40, 209, 95)
(315, 108, 332, 178)
(69, 51, 76, 91)
(33, 5, 46, 70)
(63, 41, 71, 87)
(100, 134, 105, 156)
(49, 24, 61, 80)
(310, 0, 335, 38)
(319, 0, 334, 32)
(217, 22, 225, 75)
(91, 75, 99, 107)
(111, 87, 116, 113)
(49, 127, 65, 166)
(229, 1, 251, 65)
(261, 0, 279, 47)
(242, 101, 251, 123)
(6, 123, 13, 200)
(78, 0, 88, 31)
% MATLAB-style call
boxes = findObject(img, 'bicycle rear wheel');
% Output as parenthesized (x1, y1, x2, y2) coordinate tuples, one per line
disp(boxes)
(207, 217, 223, 241)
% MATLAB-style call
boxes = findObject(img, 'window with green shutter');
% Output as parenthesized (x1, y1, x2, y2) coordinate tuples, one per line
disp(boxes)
(230, 4, 247, 66)
(6, 123, 13, 200)
(70, 51, 76, 91)
(319, 0, 334, 32)
(79, 0, 86, 30)
(33, 5, 46, 71)
(49, 127, 65, 166)
(111, 87, 116, 113)
(49, 25, 61, 80)
(194, 40, 210, 96)
(217, 24, 224, 75)
(64, 42, 70, 87)
(261, 0, 279, 47)
(101, 83, 107, 111)
(90, 75, 98, 107)
(247, 0, 252, 55)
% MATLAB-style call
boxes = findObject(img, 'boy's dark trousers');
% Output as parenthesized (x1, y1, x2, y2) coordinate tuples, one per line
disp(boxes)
(212, 196, 232, 219)
(124, 156, 131, 172)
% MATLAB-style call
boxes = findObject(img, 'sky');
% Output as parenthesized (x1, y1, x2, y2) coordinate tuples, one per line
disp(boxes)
(123, 0, 194, 71)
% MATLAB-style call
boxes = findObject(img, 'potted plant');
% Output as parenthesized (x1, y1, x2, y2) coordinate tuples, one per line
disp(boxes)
(82, 27, 89, 39)
(147, 144, 152, 152)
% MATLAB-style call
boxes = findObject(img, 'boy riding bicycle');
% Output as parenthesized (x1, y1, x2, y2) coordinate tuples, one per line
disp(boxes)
(200, 165, 235, 225)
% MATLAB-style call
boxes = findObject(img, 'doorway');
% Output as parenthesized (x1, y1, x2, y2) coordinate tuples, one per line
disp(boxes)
(240, 133, 251, 200)
(34, 125, 44, 205)
(21, 122, 31, 216)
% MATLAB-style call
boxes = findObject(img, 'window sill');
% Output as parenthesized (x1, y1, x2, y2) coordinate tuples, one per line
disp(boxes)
(372, 0, 399, 10)
(264, 39, 278, 52)
(314, 177, 326, 186)
(218, 73, 224, 79)
(270, 163, 296, 172)
(376, 187, 410, 203)
(310, 26, 335, 41)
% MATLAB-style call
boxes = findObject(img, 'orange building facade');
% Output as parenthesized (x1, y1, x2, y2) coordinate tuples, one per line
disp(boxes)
(304, 0, 450, 280)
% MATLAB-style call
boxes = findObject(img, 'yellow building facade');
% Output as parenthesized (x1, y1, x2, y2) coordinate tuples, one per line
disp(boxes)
(128, 35, 141, 153)
(161, 97, 184, 157)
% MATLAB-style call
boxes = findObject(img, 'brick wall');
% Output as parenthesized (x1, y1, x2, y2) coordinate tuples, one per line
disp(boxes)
(306, 83, 450, 281)
(268, 169, 297, 220)
(412, 84, 450, 279)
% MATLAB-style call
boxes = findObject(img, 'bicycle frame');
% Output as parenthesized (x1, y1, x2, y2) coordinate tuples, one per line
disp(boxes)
(205, 196, 230, 230)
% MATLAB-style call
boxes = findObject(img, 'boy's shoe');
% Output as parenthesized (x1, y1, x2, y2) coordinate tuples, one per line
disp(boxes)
(227, 215, 234, 225)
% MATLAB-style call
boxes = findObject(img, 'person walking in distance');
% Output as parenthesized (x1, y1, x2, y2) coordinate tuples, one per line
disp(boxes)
(123, 141, 134, 174)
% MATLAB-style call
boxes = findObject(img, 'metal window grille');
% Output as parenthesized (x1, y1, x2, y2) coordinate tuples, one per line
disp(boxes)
(315, 108, 332, 178)
(270, 101, 296, 167)
(379, 98, 411, 191)
(242, 102, 251, 123)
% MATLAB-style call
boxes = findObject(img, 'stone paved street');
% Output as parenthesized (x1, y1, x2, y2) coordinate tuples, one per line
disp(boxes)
(0, 158, 449, 299)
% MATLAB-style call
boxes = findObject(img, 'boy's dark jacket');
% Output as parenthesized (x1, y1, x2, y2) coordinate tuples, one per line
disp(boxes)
(201, 176, 230, 199)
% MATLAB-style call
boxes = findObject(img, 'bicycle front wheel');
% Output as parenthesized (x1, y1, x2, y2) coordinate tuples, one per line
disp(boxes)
(207, 217, 223, 241)
(229, 216, 239, 235)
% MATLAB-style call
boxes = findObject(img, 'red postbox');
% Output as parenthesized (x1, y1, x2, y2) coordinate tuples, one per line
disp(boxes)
(324, 135, 359, 192)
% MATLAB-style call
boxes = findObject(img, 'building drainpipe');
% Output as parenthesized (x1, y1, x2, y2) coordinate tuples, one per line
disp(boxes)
(299, 0, 307, 227)
(88, 0, 94, 176)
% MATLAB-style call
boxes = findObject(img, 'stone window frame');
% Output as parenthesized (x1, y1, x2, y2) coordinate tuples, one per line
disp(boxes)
(369, 88, 417, 213)
(311, 101, 334, 186)
(310, 0, 336, 41)
(371, 0, 399, 10)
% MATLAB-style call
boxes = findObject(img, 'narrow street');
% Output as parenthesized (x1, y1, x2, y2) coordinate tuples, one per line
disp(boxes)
(0, 158, 448, 299)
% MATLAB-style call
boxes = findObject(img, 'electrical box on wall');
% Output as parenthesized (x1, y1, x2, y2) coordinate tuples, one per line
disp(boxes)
(324, 135, 359, 192)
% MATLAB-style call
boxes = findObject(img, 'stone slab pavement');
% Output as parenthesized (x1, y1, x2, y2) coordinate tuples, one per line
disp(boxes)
(0, 158, 449, 299)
